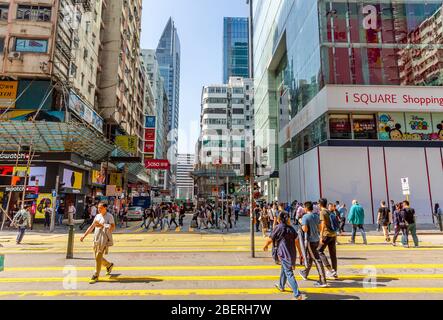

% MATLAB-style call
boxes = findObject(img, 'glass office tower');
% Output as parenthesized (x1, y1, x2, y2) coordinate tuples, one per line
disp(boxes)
(223, 17, 250, 83)
(156, 18, 181, 193)
(253, 0, 443, 222)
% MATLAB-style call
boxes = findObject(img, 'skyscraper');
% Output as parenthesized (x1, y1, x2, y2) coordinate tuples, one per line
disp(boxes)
(223, 17, 249, 83)
(156, 17, 181, 193)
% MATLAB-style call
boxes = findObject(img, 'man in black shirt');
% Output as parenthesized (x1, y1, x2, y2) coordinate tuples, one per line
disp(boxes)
(403, 201, 419, 248)
(377, 201, 391, 243)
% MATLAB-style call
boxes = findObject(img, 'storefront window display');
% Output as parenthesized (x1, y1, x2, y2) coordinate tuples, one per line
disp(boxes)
(352, 114, 377, 140)
(378, 112, 443, 141)
(329, 114, 352, 139)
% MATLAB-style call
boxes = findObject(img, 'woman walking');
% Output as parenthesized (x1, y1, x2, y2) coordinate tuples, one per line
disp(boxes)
(80, 202, 115, 284)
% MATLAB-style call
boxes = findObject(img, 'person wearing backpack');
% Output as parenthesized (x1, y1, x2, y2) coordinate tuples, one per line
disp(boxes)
(317, 198, 339, 280)
(12, 205, 31, 245)
(263, 211, 307, 300)
(392, 203, 408, 247)
(403, 200, 419, 248)
(348, 200, 368, 245)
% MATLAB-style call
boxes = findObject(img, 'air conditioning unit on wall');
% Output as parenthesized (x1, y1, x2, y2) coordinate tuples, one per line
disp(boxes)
(8, 51, 23, 61)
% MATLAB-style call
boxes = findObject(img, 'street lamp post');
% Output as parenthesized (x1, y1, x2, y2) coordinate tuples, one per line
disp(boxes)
(247, 0, 255, 259)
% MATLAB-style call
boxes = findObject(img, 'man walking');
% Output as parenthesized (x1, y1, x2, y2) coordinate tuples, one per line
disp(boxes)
(403, 200, 419, 248)
(338, 203, 347, 234)
(348, 200, 368, 245)
(80, 202, 115, 284)
(299, 202, 328, 287)
(318, 198, 339, 280)
(12, 205, 31, 245)
(56, 202, 65, 226)
(263, 211, 307, 300)
(377, 201, 391, 243)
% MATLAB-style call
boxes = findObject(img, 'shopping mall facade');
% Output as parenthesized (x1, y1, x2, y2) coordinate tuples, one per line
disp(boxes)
(253, 0, 443, 223)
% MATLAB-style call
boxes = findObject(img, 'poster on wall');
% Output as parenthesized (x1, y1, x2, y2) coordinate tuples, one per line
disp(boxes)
(378, 112, 406, 141)
(0, 81, 18, 109)
(91, 169, 106, 185)
(62, 169, 83, 190)
(432, 113, 443, 141)
(69, 91, 104, 134)
(34, 194, 53, 220)
(403, 113, 434, 141)
(28, 167, 47, 187)
(0, 110, 65, 122)
(109, 173, 122, 187)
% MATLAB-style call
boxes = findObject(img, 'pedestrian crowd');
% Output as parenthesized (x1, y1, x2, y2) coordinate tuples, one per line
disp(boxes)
(263, 197, 422, 300)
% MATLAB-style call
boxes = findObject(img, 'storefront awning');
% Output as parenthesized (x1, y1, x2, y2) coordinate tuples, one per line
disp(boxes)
(0, 121, 115, 162)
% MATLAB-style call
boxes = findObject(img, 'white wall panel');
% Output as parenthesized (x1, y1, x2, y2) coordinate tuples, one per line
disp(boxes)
(369, 147, 389, 220)
(320, 147, 373, 224)
(425, 148, 443, 213)
(279, 162, 289, 203)
(385, 148, 432, 223)
(304, 148, 320, 203)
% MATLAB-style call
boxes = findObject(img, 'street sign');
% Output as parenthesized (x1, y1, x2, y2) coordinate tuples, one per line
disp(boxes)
(145, 159, 170, 170)
(52, 190, 57, 198)
(401, 177, 410, 196)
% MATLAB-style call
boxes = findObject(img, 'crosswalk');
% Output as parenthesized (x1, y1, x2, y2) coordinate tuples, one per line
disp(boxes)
(1, 232, 443, 299)
(1, 263, 443, 298)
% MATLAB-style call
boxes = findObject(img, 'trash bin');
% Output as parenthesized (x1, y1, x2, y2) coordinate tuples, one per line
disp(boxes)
(0, 254, 4, 272)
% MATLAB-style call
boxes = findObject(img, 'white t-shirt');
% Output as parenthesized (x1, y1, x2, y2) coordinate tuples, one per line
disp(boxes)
(94, 213, 115, 232)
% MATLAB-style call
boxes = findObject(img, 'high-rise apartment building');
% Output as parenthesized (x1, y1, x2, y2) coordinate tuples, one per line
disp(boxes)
(0, 0, 150, 219)
(176, 153, 195, 201)
(156, 18, 181, 194)
(223, 17, 249, 83)
(98, 0, 145, 155)
(194, 77, 254, 198)
(252, 0, 443, 223)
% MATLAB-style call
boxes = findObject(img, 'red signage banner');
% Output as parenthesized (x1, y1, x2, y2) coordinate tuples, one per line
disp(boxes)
(145, 129, 156, 141)
(144, 141, 155, 153)
(145, 159, 170, 170)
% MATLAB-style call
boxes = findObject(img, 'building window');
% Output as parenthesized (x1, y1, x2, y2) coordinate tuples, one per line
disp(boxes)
(70, 63, 77, 77)
(15, 38, 48, 53)
(17, 5, 51, 22)
(352, 114, 377, 140)
(0, 4, 9, 20)
(81, 73, 85, 86)
(329, 114, 352, 139)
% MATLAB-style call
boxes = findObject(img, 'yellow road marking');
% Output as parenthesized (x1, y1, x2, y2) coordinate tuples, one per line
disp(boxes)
(2, 274, 443, 283)
(2, 247, 443, 254)
(5, 264, 443, 272)
(1, 287, 443, 297)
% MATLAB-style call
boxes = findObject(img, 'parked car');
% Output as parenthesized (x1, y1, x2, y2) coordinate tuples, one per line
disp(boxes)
(126, 206, 143, 221)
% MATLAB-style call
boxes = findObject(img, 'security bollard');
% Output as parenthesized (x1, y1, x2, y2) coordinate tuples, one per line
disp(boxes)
(66, 225, 75, 259)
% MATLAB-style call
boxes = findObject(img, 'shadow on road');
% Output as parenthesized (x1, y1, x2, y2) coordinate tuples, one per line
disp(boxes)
(302, 293, 361, 300)
(106, 274, 163, 284)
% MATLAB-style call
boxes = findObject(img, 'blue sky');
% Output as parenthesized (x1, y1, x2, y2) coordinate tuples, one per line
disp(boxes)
(141, 0, 249, 154)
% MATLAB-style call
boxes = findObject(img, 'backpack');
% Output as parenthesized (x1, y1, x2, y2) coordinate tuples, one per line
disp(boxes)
(17, 213, 25, 226)
(328, 212, 340, 233)
(398, 210, 409, 228)
(403, 208, 415, 224)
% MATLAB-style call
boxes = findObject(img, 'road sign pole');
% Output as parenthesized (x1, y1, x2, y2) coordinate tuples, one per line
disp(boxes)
(50, 175, 59, 233)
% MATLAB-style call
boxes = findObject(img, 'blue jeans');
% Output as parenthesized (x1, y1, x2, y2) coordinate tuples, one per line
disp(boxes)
(16, 227, 26, 244)
(279, 259, 300, 298)
(57, 214, 64, 225)
(351, 225, 367, 243)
